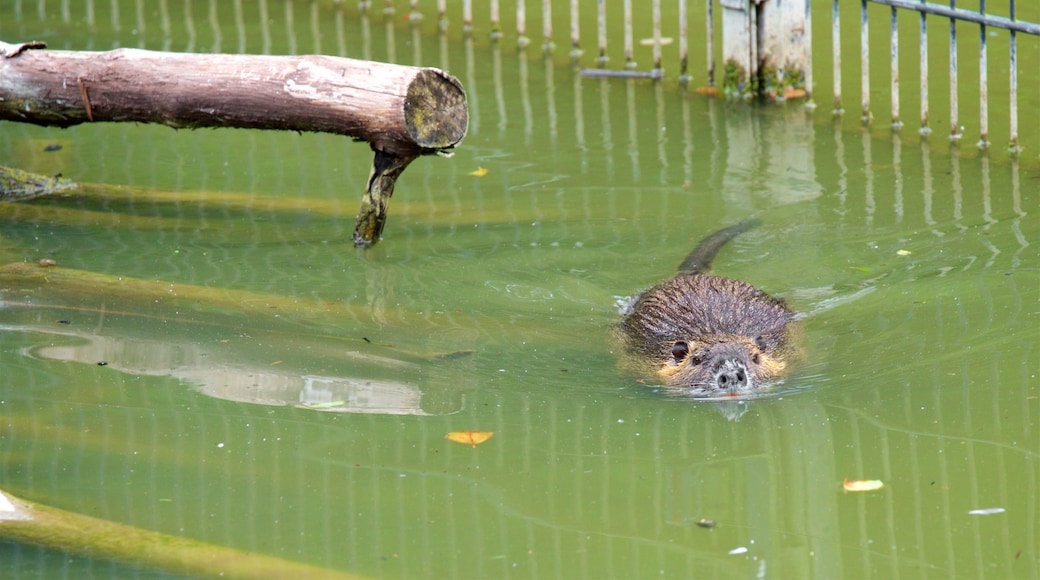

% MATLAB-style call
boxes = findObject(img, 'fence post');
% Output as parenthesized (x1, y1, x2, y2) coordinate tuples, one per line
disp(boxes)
(758, 0, 811, 99)
(720, 0, 810, 100)
(719, 0, 756, 97)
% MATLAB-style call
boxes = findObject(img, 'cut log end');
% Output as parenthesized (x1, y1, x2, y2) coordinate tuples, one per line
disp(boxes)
(404, 68, 468, 151)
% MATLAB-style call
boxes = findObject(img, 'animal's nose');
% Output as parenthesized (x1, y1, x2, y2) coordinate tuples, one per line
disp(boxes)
(715, 361, 748, 390)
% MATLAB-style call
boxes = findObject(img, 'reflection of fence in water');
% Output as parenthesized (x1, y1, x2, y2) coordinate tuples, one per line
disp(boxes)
(13, 368, 1034, 577)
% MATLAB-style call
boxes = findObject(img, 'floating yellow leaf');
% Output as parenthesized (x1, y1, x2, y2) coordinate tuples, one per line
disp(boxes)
(446, 431, 494, 447)
(896, 249, 912, 256)
(843, 478, 884, 492)
(468, 167, 488, 177)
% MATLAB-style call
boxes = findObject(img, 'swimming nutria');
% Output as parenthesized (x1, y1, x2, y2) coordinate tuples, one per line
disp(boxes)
(615, 219, 796, 397)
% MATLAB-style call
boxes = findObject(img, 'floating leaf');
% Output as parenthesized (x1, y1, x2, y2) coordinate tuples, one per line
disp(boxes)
(468, 167, 488, 177)
(968, 507, 1005, 516)
(896, 249, 912, 256)
(843, 478, 884, 492)
(446, 431, 493, 447)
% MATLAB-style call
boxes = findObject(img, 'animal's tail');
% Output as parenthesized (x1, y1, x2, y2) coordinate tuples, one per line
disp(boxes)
(677, 218, 761, 274)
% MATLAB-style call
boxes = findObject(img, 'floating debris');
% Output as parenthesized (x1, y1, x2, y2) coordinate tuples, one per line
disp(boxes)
(968, 507, 1005, 516)
(639, 37, 673, 46)
(304, 401, 347, 409)
(843, 478, 884, 492)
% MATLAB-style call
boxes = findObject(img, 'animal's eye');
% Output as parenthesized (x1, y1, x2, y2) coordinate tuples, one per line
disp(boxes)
(751, 353, 761, 364)
(755, 336, 768, 350)
(671, 341, 689, 362)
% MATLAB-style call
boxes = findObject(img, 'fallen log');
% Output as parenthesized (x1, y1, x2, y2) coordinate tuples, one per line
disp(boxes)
(0, 40, 468, 247)
(0, 165, 78, 201)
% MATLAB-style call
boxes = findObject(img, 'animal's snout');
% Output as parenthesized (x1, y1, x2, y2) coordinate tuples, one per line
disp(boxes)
(714, 359, 749, 391)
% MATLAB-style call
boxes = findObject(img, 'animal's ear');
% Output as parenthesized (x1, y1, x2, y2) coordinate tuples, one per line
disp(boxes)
(671, 341, 689, 362)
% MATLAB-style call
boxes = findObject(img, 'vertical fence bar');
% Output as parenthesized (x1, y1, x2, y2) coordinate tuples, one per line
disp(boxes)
(805, 0, 814, 106)
(707, 0, 715, 86)
(890, 6, 901, 127)
(1009, 0, 1019, 152)
(919, 0, 931, 134)
(570, 0, 582, 56)
(861, 0, 871, 121)
(543, 0, 553, 49)
(516, 0, 527, 45)
(597, 0, 608, 64)
(234, 0, 247, 53)
(463, 0, 472, 34)
(161, 0, 173, 49)
(489, 0, 500, 38)
(679, 0, 689, 81)
(652, 0, 662, 72)
(977, 0, 989, 148)
(258, 0, 271, 55)
(949, 0, 961, 141)
(749, 2, 758, 86)
(437, 0, 447, 31)
(833, 0, 843, 112)
(623, 0, 634, 68)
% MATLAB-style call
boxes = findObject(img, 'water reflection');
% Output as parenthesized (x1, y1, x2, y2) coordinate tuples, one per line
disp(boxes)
(27, 329, 434, 415)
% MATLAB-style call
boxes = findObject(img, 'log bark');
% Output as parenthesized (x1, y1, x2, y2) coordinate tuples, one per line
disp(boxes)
(0, 41, 467, 155)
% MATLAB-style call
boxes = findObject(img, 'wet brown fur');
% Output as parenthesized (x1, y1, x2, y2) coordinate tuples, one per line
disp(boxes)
(615, 220, 796, 396)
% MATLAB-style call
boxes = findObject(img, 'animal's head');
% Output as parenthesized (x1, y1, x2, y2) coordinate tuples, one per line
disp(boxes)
(658, 335, 786, 396)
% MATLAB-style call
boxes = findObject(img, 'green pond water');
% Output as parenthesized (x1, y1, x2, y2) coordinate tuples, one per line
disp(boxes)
(1, 2, 1038, 579)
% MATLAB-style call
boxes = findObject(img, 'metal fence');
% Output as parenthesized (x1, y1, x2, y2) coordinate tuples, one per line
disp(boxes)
(413, 0, 1037, 154)
(847, 0, 1037, 150)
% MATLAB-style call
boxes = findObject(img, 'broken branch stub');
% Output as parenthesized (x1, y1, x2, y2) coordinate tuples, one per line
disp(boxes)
(0, 40, 468, 247)
(352, 149, 419, 248)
